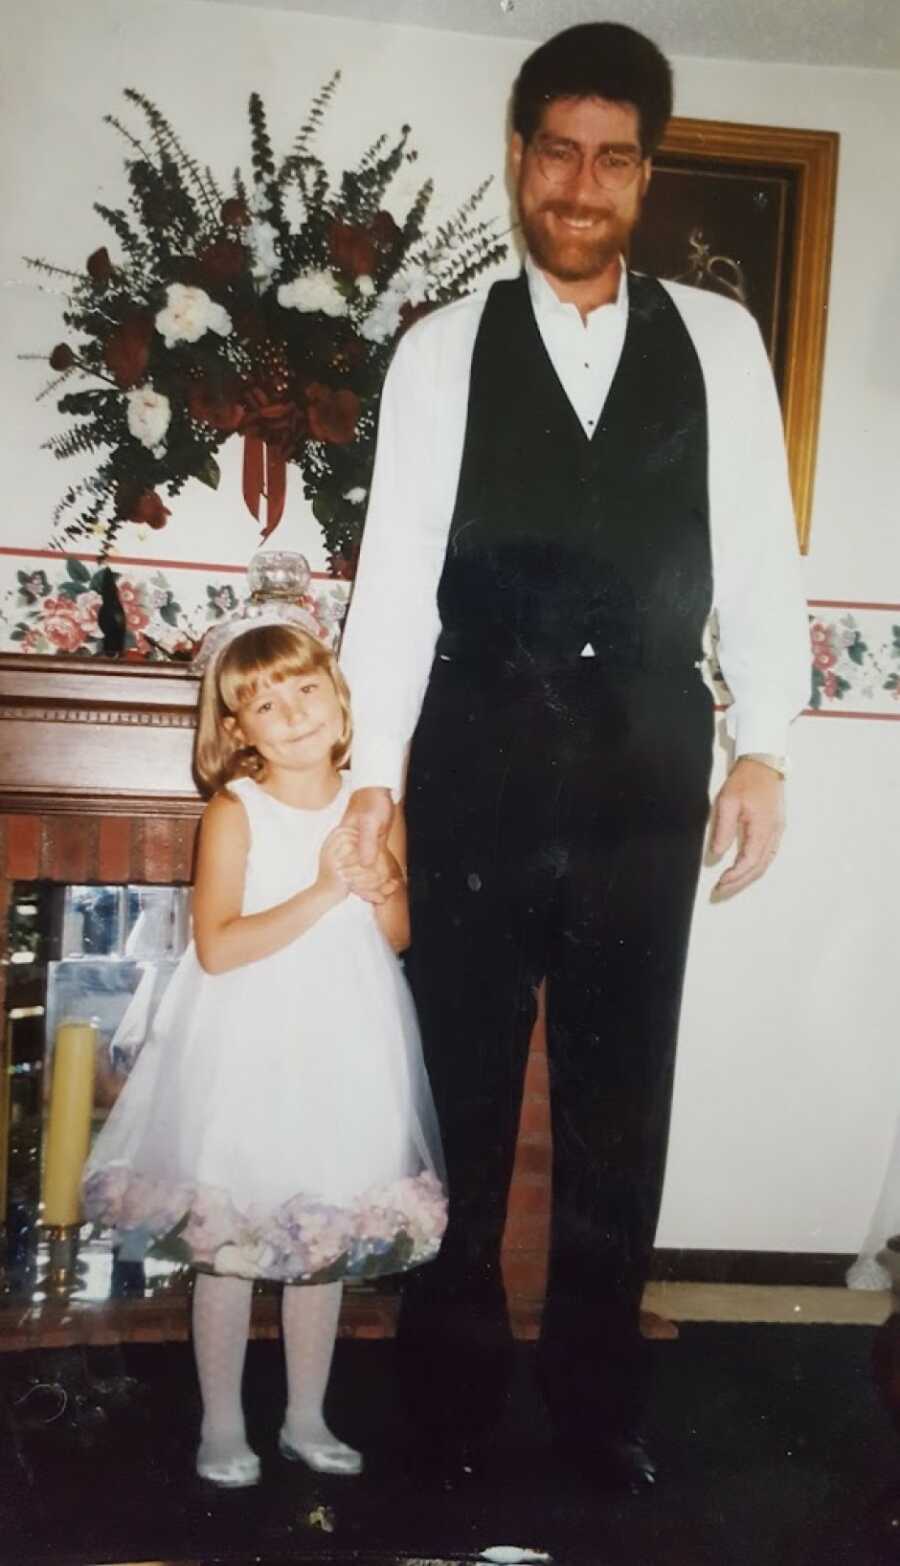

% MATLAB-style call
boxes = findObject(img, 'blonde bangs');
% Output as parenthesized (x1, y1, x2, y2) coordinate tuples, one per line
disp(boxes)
(216, 624, 326, 714)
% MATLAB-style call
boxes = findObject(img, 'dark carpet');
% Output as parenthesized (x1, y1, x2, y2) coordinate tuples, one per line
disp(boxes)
(2, 1324, 899, 1566)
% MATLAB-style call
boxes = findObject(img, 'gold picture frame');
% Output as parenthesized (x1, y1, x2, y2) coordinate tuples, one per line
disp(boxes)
(631, 117, 839, 553)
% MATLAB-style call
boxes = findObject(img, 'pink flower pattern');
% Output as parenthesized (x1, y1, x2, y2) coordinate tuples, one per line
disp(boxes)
(2, 556, 349, 660)
(83, 1164, 447, 1283)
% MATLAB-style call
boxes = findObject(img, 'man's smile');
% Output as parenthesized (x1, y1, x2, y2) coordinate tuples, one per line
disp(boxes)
(545, 209, 610, 231)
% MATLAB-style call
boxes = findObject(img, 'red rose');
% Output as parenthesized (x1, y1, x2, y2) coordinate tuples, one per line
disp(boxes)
(87, 247, 114, 286)
(104, 314, 154, 388)
(129, 490, 171, 530)
(116, 487, 171, 530)
(187, 379, 246, 433)
(370, 210, 402, 254)
(221, 197, 250, 228)
(49, 343, 76, 371)
(328, 221, 378, 280)
(305, 383, 361, 445)
(814, 648, 837, 671)
(197, 238, 247, 286)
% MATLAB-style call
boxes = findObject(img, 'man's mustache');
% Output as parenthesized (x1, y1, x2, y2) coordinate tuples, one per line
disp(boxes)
(538, 201, 615, 223)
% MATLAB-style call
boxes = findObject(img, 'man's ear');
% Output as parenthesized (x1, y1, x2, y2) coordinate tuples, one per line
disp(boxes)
(640, 158, 652, 195)
(510, 131, 525, 183)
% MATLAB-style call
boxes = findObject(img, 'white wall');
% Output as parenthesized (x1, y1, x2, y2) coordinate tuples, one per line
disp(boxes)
(648, 55, 900, 1251)
(1, 0, 898, 1251)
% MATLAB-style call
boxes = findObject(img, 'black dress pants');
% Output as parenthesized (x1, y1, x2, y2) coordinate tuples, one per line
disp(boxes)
(398, 657, 714, 1443)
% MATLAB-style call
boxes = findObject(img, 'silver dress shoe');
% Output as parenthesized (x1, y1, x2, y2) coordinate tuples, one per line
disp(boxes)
(196, 1444, 261, 1487)
(278, 1428, 363, 1476)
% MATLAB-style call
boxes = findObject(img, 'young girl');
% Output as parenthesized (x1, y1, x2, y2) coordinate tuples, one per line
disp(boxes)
(83, 622, 446, 1487)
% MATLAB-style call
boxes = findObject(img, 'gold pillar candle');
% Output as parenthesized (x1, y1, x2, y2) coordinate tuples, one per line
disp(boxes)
(42, 1021, 97, 1227)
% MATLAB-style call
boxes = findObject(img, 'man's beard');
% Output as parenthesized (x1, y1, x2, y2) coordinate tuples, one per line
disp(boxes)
(519, 198, 637, 282)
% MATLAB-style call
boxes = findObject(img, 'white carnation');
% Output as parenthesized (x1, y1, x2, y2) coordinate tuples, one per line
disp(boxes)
(278, 269, 347, 317)
(360, 292, 403, 344)
(359, 269, 428, 344)
(126, 386, 171, 450)
(155, 283, 232, 348)
(248, 219, 279, 282)
(343, 487, 367, 505)
(356, 274, 375, 298)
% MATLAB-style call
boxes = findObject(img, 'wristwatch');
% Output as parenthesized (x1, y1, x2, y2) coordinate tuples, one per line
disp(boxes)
(740, 752, 788, 779)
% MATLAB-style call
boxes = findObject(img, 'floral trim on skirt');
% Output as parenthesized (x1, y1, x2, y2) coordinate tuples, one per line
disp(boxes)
(83, 1166, 447, 1283)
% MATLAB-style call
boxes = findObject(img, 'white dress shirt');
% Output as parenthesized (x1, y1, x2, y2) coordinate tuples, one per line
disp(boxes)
(340, 258, 811, 797)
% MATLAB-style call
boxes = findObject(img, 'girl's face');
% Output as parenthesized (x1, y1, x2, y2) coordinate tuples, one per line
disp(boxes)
(226, 668, 344, 775)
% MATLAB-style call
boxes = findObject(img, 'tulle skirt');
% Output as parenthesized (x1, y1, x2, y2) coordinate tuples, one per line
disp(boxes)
(83, 901, 447, 1284)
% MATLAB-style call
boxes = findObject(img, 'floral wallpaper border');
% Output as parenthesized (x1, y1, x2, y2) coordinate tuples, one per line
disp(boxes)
(0, 551, 898, 719)
(0, 550, 349, 659)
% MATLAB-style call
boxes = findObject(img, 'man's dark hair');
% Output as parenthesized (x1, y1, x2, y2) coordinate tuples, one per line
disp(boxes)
(511, 23, 673, 155)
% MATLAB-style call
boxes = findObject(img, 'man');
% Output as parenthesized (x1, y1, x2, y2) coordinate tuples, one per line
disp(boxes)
(339, 22, 810, 1488)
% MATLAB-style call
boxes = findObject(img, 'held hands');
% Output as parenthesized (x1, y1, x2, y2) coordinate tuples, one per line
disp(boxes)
(316, 825, 361, 901)
(709, 757, 785, 899)
(344, 842, 404, 904)
(332, 788, 400, 905)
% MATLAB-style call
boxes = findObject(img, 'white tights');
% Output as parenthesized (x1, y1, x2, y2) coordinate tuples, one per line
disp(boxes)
(192, 1273, 352, 1468)
(281, 1276, 343, 1451)
(193, 1272, 254, 1470)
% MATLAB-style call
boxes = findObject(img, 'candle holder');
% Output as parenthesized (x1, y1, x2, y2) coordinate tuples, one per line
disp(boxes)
(37, 1222, 87, 1300)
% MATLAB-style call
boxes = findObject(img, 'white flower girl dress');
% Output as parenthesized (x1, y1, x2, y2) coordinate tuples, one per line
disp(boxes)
(83, 774, 447, 1283)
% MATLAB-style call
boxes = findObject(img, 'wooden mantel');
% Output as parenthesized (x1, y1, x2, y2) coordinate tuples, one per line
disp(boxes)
(0, 653, 203, 817)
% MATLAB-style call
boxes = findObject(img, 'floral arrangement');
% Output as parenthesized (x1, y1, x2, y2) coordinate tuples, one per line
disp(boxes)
(29, 79, 507, 573)
(83, 1165, 448, 1283)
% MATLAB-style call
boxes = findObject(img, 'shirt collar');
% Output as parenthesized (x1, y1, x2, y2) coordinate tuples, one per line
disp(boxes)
(524, 252, 628, 325)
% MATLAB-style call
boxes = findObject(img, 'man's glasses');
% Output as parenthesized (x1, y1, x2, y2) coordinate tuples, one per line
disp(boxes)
(532, 137, 644, 192)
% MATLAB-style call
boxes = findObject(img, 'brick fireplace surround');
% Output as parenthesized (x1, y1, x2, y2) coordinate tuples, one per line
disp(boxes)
(0, 653, 549, 1348)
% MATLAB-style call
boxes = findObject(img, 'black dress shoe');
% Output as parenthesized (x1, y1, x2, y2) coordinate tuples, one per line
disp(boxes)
(557, 1431, 658, 1492)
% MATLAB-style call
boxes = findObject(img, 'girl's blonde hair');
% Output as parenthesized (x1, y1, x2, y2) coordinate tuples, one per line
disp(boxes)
(194, 623, 352, 796)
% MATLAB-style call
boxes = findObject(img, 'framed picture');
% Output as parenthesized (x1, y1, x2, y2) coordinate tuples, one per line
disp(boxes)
(631, 118, 839, 552)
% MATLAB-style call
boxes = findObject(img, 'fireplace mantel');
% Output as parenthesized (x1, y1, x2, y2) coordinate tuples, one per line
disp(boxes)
(0, 653, 202, 816)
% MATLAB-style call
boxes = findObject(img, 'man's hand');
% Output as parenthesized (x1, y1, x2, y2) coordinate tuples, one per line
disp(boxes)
(709, 758, 785, 899)
(339, 786, 396, 903)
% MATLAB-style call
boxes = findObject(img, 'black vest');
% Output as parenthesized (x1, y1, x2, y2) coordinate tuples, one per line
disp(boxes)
(435, 271, 712, 676)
